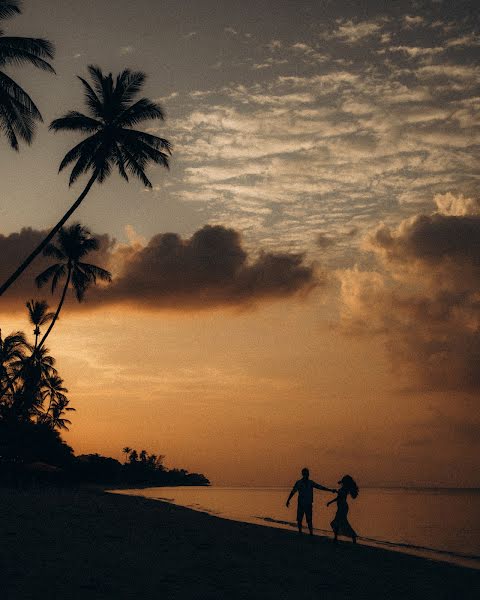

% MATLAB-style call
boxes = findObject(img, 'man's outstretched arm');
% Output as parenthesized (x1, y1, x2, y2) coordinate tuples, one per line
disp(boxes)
(312, 481, 336, 493)
(286, 485, 298, 507)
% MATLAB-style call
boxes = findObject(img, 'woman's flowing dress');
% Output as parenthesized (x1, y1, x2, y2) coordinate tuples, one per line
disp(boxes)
(331, 490, 357, 537)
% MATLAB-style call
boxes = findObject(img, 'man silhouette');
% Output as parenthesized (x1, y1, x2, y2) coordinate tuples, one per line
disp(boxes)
(286, 468, 336, 535)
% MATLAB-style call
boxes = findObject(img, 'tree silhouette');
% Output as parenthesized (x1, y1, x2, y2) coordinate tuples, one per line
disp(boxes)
(0, 329, 28, 398)
(39, 373, 73, 430)
(0, 0, 55, 149)
(122, 446, 132, 464)
(35, 223, 112, 350)
(26, 299, 54, 349)
(14, 344, 57, 419)
(0, 65, 171, 296)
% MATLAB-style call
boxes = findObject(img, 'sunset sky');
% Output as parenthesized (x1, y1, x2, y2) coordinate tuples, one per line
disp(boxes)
(1, 0, 479, 487)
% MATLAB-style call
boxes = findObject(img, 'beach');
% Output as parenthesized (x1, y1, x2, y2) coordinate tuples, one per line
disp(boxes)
(1, 487, 479, 599)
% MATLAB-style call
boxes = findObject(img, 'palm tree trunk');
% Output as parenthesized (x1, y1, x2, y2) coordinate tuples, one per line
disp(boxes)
(37, 266, 72, 351)
(0, 170, 98, 297)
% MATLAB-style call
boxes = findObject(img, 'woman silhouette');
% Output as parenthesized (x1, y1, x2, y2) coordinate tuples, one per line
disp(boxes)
(327, 475, 359, 543)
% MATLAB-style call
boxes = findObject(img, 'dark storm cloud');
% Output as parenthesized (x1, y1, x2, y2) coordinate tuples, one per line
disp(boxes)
(0, 225, 318, 314)
(102, 225, 318, 310)
(340, 197, 480, 392)
(372, 214, 480, 267)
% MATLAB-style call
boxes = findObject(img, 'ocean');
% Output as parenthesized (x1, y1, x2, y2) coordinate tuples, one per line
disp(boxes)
(111, 486, 480, 569)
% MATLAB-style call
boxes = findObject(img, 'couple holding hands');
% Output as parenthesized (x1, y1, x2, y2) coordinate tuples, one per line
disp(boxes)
(286, 467, 359, 543)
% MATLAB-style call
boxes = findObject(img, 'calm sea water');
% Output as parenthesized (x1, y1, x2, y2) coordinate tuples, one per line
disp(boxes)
(111, 486, 480, 569)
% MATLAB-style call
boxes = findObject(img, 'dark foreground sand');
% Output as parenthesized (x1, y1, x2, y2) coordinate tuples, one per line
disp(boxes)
(1, 487, 479, 599)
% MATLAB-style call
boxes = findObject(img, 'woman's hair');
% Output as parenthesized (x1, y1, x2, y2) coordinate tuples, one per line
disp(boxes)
(340, 475, 359, 499)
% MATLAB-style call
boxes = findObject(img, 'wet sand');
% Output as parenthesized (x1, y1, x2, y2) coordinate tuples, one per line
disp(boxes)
(1, 486, 479, 599)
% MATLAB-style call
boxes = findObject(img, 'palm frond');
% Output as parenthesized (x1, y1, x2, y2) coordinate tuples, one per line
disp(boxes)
(0, 70, 42, 118)
(0, 37, 55, 72)
(0, 1, 21, 20)
(35, 263, 62, 289)
(50, 264, 67, 293)
(78, 262, 112, 283)
(48, 110, 99, 133)
(0, 71, 40, 146)
(42, 243, 65, 260)
(66, 143, 97, 185)
(114, 69, 146, 108)
(113, 142, 129, 181)
(117, 98, 164, 127)
(122, 146, 152, 187)
(71, 268, 88, 302)
(77, 75, 103, 119)
(120, 128, 172, 153)
(54, 134, 100, 175)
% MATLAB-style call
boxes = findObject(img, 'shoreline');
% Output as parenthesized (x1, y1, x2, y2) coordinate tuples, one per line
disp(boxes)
(110, 486, 480, 571)
(1, 486, 479, 599)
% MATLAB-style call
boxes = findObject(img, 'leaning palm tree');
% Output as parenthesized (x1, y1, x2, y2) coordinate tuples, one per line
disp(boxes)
(35, 223, 112, 350)
(26, 299, 54, 349)
(0, 0, 55, 149)
(0, 64, 171, 297)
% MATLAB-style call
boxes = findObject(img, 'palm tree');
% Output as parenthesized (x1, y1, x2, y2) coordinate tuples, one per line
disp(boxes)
(48, 395, 74, 430)
(40, 374, 74, 430)
(122, 446, 132, 464)
(13, 344, 57, 419)
(0, 329, 28, 398)
(0, 64, 171, 297)
(0, 0, 55, 149)
(35, 223, 112, 350)
(26, 299, 54, 349)
(40, 373, 67, 415)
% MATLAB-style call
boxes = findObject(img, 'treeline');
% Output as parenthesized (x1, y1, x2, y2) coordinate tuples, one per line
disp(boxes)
(0, 445, 209, 487)
(74, 449, 210, 486)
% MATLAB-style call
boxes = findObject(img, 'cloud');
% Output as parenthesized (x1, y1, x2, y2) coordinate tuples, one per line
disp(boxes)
(155, 91, 179, 103)
(100, 225, 318, 310)
(119, 46, 135, 55)
(403, 15, 425, 28)
(434, 192, 480, 216)
(384, 46, 444, 58)
(0, 225, 319, 314)
(155, 14, 478, 261)
(326, 19, 385, 43)
(339, 197, 480, 392)
(316, 233, 336, 249)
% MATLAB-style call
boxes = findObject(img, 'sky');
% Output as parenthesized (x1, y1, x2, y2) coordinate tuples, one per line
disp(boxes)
(1, 0, 479, 486)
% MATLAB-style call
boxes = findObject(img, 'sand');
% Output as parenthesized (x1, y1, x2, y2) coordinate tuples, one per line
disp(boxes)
(1, 486, 479, 599)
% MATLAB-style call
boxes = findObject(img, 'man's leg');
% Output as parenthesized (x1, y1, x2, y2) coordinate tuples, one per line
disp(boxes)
(296, 504, 304, 533)
(305, 505, 313, 535)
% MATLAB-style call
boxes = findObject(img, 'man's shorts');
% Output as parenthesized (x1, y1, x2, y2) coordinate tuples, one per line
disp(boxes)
(297, 502, 313, 524)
